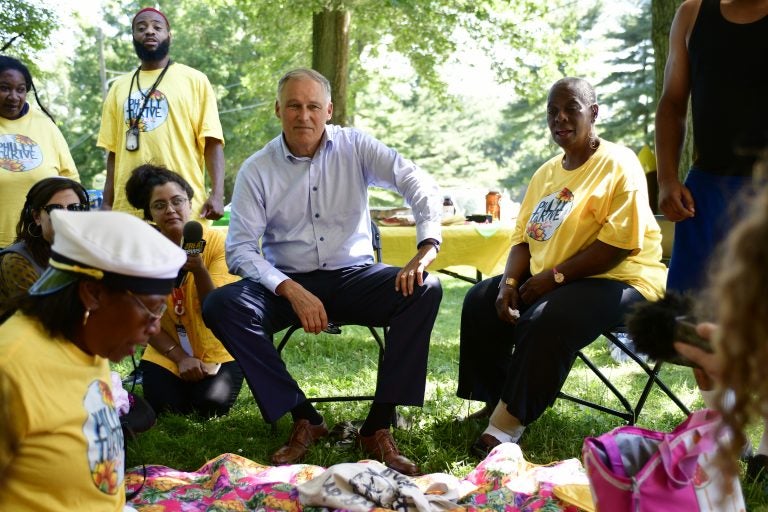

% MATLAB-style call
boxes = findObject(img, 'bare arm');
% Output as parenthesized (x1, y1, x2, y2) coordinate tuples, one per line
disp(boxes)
(518, 240, 630, 305)
(655, 0, 700, 221)
(183, 254, 216, 303)
(147, 329, 206, 382)
(102, 151, 116, 210)
(200, 138, 225, 220)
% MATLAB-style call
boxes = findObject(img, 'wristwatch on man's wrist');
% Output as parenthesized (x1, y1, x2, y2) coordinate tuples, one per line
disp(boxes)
(552, 267, 565, 284)
(417, 238, 441, 253)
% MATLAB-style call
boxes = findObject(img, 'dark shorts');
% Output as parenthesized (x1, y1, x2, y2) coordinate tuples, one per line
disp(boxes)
(666, 168, 751, 293)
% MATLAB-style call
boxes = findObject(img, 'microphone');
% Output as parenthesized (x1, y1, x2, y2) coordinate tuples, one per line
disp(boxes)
(181, 220, 205, 256)
(625, 291, 708, 367)
(175, 221, 206, 287)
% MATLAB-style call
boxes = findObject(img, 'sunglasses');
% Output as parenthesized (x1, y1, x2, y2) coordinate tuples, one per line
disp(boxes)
(42, 203, 90, 214)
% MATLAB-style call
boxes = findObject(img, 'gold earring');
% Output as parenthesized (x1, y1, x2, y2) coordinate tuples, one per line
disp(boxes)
(589, 133, 599, 150)
(26, 223, 42, 238)
(82, 309, 90, 327)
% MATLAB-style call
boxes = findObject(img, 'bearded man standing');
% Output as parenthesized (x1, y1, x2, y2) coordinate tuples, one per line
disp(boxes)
(97, 7, 225, 222)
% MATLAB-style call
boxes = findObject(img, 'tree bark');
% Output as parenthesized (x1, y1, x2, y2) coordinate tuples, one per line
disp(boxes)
(312, 8, 351, 126)
(652, 0, 692, 179)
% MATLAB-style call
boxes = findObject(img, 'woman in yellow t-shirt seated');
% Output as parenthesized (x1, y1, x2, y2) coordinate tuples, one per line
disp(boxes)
(125, 165, 243, 417)
(458, 77, 667, 457)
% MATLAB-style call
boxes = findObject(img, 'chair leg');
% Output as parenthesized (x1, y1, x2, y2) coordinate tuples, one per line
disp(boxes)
(606, 331, 690, 419)
(276, 324, 388, 404)
(604, 332, 691, 416)
(559, 330, 691, 425)
(559, 350, 635, 424)
(277, 325, 302, 353)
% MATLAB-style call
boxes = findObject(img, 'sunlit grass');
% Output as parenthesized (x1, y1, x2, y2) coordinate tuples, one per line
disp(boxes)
(116, 275, 768, 509)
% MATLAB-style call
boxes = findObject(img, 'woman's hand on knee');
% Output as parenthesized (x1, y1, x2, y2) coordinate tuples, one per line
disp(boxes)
(495, 288, 521, 324)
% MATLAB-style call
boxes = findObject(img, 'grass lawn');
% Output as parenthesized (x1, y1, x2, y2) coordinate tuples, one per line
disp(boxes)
(115, 274, 768, 510)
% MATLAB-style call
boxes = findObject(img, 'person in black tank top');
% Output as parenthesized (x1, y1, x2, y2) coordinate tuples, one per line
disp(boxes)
(688, 0, 768, 175)
(655, 0, 768, 483)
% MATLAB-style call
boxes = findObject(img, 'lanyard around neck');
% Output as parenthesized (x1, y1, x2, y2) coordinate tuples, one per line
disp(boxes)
(128, 59, 172, 129)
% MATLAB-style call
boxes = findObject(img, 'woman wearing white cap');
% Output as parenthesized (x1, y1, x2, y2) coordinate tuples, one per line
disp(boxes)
(125, 164, 243, 418)
(0, 210, 185, 511)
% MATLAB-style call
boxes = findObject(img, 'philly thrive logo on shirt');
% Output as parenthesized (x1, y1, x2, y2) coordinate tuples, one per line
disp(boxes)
(0, 134, 42, 172)
(83, 379, 124, 495)
(526, 187, 574, 241)
(123, 88, 169, 132)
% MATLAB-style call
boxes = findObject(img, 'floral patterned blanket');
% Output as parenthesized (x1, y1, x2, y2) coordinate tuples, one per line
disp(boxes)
(126, 442, 593, 511)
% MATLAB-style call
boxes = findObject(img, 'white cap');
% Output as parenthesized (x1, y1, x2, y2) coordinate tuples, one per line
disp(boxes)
(29, 210, 186, 296)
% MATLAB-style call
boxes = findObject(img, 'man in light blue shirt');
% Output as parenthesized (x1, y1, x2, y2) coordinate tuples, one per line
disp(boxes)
(203, 68, 443, 475)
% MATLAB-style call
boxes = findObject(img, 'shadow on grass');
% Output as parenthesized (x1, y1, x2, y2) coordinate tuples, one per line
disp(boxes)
(120, 275, 768, 508)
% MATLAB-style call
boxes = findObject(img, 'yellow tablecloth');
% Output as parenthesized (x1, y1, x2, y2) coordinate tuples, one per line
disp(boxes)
(379, 223, 514, 278)
(211, 223, 515, 281)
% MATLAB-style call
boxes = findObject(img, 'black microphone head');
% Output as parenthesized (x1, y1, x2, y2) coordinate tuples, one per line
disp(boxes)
(182, 220, 203, 243)
(626, 291, 695, 362)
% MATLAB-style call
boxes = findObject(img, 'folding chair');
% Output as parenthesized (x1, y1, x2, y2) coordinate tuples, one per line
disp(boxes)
(557, 215, 690, 425)
(558, 329, 690, 424)
(275, 220, 387, 403)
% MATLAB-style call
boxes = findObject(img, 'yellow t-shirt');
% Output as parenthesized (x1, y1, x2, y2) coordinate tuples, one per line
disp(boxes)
(0, 107, 79, 247)
(96, 63, 224, 220)
(0, 314, 125, 511)
(511, 140, 666, 301)
(142, 226, 238, 375)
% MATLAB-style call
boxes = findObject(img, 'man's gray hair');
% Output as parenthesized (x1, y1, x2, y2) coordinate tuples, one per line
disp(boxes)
(277, 68, 332, 103)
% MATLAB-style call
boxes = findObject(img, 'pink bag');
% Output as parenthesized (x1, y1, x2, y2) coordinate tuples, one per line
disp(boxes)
(582, 409, 745, 511)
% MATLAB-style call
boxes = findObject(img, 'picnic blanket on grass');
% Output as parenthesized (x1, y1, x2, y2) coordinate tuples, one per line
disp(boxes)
(126, 442, 593, 511)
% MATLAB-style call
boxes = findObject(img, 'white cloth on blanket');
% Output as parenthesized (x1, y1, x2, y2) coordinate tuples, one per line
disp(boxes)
(298, 460, 460, 512)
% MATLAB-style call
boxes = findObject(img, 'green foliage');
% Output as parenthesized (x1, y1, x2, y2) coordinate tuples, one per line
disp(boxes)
(116, 276, 768, 509)
(0, 0, 58, 61)
(58, 0, 310, 189)
(485, 1, 600, 102)
(58, 0, 595, 197)
(478, 2, 601, 188)
(356, 73, 502, 190)
(482, 93, 553, 190)
(597, 0, 655, 151)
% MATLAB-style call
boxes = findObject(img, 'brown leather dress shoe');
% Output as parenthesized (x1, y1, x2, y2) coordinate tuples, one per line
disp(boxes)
(470, 433, 501, 459)
(358, 428, 419, 476)
(271, 419, 328, 465)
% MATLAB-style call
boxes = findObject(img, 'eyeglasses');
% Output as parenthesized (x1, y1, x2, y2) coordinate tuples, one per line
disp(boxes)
(42, 203, 90, 214)
(150, 196, 189, 212)
(125, 290, 167, 322)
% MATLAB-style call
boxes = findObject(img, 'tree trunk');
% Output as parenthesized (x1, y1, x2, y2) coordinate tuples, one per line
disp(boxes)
(312, 8, 351, 126)
(652, 0, 693, 180)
